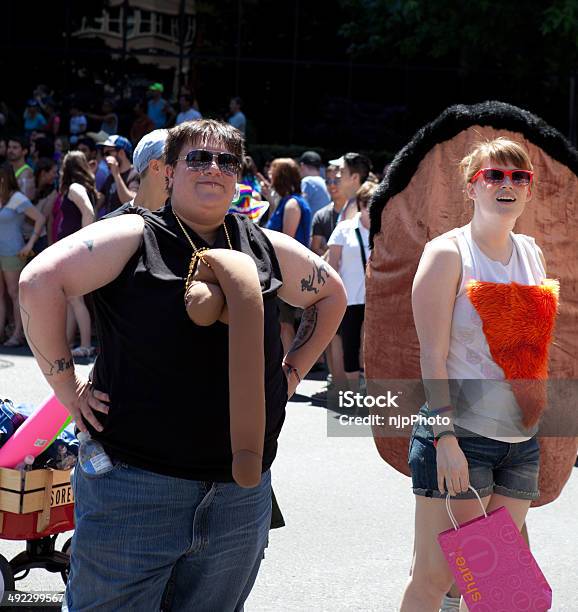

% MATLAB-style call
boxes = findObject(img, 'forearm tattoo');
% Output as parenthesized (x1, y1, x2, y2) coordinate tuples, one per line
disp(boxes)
(54, 357, 74, 373)
(20, 305, 75, 377)
(84, 240, 94, 252)
(300, 258, 330, 294)
(288, 304, 318, 354)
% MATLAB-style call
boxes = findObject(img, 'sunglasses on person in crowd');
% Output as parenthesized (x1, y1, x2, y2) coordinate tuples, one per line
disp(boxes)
(470, 168, 534, 186)
(177, 149, 241, 175)
(326, 178, 341, 186)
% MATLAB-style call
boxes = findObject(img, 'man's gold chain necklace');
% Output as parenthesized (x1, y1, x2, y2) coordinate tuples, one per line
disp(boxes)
(172, 210, 233, 294)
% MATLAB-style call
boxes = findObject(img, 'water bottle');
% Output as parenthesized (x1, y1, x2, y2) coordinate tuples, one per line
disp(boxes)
(15, 455, 35, 489)
(15, 455, 35, 472)
(77, 432, 113, 475)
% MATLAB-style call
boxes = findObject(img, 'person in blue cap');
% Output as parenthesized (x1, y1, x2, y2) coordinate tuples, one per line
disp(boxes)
(132, 129, 168, 211)
(96, 135, 140, 218)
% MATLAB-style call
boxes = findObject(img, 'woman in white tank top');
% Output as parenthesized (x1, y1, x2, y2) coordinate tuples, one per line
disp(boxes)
(400, 138, 555, 611)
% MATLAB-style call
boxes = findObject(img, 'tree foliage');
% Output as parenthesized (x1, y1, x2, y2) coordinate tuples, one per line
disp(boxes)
(339, 0, 578, 75)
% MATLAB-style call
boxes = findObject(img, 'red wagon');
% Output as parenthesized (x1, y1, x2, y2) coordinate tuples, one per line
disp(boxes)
(0, 467, 74, 593)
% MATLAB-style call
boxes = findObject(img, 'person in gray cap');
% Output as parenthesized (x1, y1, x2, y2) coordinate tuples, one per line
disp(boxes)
(133, 129, 168, 211)
(298, 150, 331, 217)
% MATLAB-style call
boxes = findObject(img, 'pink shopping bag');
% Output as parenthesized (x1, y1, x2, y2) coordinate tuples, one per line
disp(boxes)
(438, 487, 552, 611)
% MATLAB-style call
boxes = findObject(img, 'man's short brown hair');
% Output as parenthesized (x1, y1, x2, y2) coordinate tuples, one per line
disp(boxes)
(164, 119, 245, 167)
(344, 152, 372, 184)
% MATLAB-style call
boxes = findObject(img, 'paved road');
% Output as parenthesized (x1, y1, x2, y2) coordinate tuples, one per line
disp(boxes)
(1, 348, 576, 610)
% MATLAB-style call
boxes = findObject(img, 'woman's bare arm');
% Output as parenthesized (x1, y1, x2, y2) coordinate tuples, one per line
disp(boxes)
(68, 182, 95, 227)
(21, 206, 45, 257)
(281, 198, 301, 239)
(412, 236, 468, 495)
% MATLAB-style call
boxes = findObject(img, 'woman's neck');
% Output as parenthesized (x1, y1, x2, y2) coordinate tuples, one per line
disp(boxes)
(470, 214, 514, 263)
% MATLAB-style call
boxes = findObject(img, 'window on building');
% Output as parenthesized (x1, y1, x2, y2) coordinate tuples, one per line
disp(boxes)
(126, 10, 135, 37)
(108, 6, 122, 34)
(140, 10, 152, 34)
(157, 14, 175, 38)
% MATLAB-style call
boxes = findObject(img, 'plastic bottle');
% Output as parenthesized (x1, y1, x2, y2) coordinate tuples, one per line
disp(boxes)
(77, 432, 113, 476)
(14, 455, 35, 472)
(15, 455, 35, 489)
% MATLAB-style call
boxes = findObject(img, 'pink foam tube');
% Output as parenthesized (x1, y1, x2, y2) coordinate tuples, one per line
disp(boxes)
(0, 394, 72, 468)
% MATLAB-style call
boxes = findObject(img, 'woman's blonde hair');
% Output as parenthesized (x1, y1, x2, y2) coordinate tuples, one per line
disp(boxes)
(459, 137, 533, 186)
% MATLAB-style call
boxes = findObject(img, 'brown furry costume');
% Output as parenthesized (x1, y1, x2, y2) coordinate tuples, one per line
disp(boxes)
(365, 102, 578, 507)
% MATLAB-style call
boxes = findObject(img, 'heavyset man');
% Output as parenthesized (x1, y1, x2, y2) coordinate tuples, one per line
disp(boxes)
(20, 119, 346, 611)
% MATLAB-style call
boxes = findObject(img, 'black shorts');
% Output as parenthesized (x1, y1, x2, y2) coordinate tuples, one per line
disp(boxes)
(340, 304, 365, 372)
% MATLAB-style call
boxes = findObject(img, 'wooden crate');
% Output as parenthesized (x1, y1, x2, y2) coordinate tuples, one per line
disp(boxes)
(0, 467, 73, 532)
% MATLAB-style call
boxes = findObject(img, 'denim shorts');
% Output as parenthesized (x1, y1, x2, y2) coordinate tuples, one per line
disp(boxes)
(408, 413, 540, 501)
(64, 460, 272, 611)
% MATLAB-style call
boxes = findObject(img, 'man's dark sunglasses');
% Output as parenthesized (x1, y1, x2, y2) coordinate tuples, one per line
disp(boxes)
(177, 149, 241, 175)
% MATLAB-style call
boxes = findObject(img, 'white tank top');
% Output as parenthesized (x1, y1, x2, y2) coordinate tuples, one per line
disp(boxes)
(434, 224, 545, 441)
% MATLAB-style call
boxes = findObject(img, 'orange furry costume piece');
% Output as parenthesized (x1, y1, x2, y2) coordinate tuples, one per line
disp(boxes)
(466, 280, 559, 428)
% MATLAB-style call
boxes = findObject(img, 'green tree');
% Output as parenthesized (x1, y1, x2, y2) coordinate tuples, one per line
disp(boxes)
(339, 0, 578, 76)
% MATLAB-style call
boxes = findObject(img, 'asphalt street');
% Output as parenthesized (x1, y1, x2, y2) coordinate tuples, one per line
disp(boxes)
(0, 347, 576, 611)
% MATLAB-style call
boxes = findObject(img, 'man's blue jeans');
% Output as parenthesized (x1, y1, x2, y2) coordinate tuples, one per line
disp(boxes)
(63, 461, 272, 611)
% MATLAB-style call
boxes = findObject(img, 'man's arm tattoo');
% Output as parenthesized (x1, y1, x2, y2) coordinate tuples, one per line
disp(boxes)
(83, 240, 94, 252)
(54, 357, 74, 373)
(288, 304, 318, 354)
(300, 259, 330, 295)
(20, 305, 74, 377)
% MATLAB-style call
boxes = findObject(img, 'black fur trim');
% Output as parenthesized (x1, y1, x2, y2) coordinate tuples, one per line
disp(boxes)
(369, 101, 578, 246)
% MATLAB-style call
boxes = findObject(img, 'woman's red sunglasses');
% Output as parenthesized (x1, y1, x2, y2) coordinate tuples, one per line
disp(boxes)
(470, 168, 534, 186)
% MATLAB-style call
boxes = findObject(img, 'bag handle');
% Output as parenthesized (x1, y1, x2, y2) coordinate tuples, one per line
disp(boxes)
(445, 486, 487, 531)
(354, 227, 367, 270)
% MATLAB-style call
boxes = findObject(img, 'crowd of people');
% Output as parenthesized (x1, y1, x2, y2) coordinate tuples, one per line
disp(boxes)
(0, 83, 377, 391)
